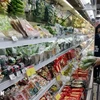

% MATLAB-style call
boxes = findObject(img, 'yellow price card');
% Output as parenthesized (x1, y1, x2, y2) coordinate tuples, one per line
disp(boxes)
(56, 74, 61, 81)
(55, 94, 61, 100)
(26, 66, 36, 77)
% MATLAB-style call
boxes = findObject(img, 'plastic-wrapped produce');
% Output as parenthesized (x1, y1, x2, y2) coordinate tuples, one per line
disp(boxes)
(10, 19, 28, 38)
(45, 4, 56, 25)
(79, 56, 96, 70)
(19, 19, 40, 37)
(7, 0, 25, 16)
(10, 18, 41, 38)
(33, 0, 45, 22)
(0, 15, 23, 40)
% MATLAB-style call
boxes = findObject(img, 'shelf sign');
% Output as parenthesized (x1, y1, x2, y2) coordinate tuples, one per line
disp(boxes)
(11, 36, 18, 41)
(55, 93, 61, 100)
(17, 71, 22, 77)
(56, 73, 61, 81)
(26, 66, 36, 77)
(61, 71, 64, 75)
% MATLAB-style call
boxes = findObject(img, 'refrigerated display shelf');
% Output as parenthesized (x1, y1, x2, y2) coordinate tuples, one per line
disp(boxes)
(0, 34, 88, 49)
(0, 74, 24, 92)
(0, 43, 81, 92)
(31, 78, 56, 100)
(34, 43, 80, 71)
(0, 37, 90, 93)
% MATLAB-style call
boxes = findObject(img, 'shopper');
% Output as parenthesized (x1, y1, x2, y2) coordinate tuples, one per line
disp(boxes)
(94, 24, 100, 79)
(95, 57, 100, 66)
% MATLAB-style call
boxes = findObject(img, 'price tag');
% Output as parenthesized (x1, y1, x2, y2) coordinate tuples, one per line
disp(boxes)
(56, 74, 61, 81)
(30, 67, 36, 75)
(61, 71, 64, 75)
(9, 74, 16, 80)
(22, 68, 26, 74)
(55, 94, 61, 100)
(26, 66, 36, 77)
(17, 71, 22, 77)
(11, 36, 18, 41)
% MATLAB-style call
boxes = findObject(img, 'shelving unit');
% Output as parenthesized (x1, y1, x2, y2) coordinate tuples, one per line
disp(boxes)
(35, 43, 81, 71)
(53, 39, 94, 99)
(0, 42, 81, 92)
(0, 37, 93, 93)
(0, 34, 88, 49)
(0, 34, 75, 49)
(0, 0, 95, 99)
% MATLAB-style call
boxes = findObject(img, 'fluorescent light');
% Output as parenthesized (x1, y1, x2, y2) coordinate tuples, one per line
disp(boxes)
(80, 0, 91, 6)
(75, 10, 86, 20)
(86, 10, 95, 19)
(96, 14, 100, 17)
(80, 0, 94, 19)
(63, 0, 74, 9)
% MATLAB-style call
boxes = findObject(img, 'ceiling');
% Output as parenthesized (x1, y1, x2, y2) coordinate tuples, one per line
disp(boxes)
(67, 0, 90, 21)
(67, 0, 100, 22)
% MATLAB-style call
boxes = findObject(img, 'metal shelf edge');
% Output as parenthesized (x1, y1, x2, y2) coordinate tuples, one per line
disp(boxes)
(0, 37, 57, 49)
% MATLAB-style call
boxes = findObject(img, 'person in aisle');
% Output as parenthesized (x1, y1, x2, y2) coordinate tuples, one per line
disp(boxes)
(95, 57, 100, 66)
(94, 24, 100, 80)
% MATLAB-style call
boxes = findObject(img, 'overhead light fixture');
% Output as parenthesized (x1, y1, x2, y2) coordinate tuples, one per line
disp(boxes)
(80, 0, 91, 6)
(86, 10, 95, 19)
(62, 0, 91, 22)
(63, 0, 74, 8)
(75, 10, 86, 20)
(96, 14, 100, 17)
(80, 0, 94, 19)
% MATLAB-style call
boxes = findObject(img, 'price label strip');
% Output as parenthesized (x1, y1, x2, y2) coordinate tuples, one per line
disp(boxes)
(11, 36, 18, 41)
(9, 74, 16, 80)
(17, 71, 22, 77)
(55, 93, 61, 100)
(22, 68, 26, 74)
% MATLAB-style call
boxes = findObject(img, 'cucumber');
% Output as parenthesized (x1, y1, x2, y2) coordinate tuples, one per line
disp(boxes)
(82, 56, 96, 64)
(16, 8, 24, 13)
(80, 62, 93, 70)
(16, 0, 24, 5)
(16, 12, 24, 15)
(8, 0, 25, 16)
(16, 3, 24, 8)
(12, 0, 17, 5)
